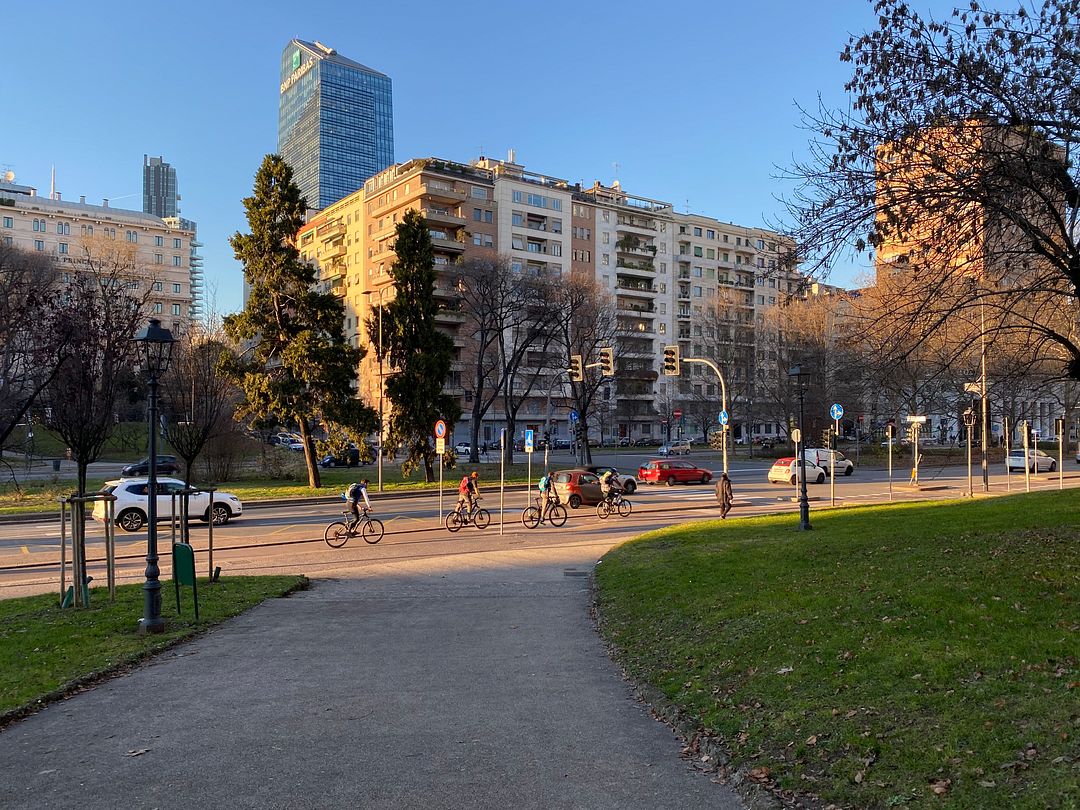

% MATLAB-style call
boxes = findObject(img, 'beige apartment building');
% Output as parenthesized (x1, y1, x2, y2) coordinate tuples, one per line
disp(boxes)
(298, 154, 806, 445)
(0, 178, 195, 333)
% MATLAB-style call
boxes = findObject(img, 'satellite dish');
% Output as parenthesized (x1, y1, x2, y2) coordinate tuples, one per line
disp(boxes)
(2, 171, 14, 183)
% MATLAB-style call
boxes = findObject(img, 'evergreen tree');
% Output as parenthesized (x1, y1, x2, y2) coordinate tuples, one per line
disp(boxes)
(224, 155, 375, 488)
(377, 209, 460, 481)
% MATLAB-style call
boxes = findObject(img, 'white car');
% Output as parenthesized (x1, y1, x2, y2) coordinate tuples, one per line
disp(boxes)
(1006, 449, 1057, 473)
(93, 478, 244, 533)
(657, 441, 691, 456)
(768, 456, 827, 485)
(804, 448, 855, 476)
(454, 442, 471, 455)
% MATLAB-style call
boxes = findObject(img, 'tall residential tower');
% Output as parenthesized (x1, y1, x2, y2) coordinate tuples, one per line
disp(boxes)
(278, 39, 394, 211)
(142, 155, 202, 319)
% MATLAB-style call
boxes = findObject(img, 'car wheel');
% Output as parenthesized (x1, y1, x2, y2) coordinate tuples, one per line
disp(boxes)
(117, 508, 146, 533)
(789, 475, 797, 486)
(623, 480, 636, 494)
(844, 466, 854, 476)
(1050, 461, 1057, 472)
(207, 504, 232, 525)
(666, 475, 677, 487)
(704, 474, 712, 483)
(699, 475, 708, 484)
(568, 494, 582, 509)
(816, 473, 825, 484)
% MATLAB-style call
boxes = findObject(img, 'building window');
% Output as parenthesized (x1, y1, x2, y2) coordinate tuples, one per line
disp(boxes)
(473, 208, 483, 221)
(34, 240, 44, 251)
(512, 211, 523, 227)
(173, 238, 182, 248)
(1, 217, 11, 228)
(173, 256, 182, 266)
(56, 222, 69, 235)
(601, 254, 609, 266)
(2, 236, 11, 246)
(171, 304, 181, 316)
(471, 186, 487, 199)
(693, 246, 703, 257)
(758, 295, 765, 305)
(473, 233, 483, 246)
(154, 253, 163, 264)
(693, 227, 702, 237)
(126, 230, 138, 243)
(484, 210, 493, 224)
(693, 286, 702, 297)
(155, 235, 164, 246)
(707, 229, 715, 239)
(58, 242, 68, 255)
(153, 282, 163, 292)
(172, 283, 182, 294)
(659, 323, 666, 334)
(757, 239, 765, 249)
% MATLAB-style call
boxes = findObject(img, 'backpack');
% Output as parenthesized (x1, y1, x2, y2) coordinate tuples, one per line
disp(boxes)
(346, 482, 361, 502)
(538, 474, 550, 492)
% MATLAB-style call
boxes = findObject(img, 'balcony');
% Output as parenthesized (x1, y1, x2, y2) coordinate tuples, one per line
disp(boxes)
(618, 320, 656, 335)
(330, 283, 345, 297)
(615, 261, 654, 278)
(617, 301, 655, 314)
(615, 243, 656, 258)
(615, 280, 656, 294)
(423, 207, 466, 227)
(615, 216, 656, 234)
(323, 243, 346, 260)
(436, 309, 467, 324)
(319, 221, 346, 241)
(430, 235, 466, 253)
(677, 309, 691, 320)
(420, 182, 467, 204)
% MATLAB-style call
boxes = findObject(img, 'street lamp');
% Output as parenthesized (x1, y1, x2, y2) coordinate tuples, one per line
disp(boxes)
(133, 318, 175, 634)
(788, 364, 812, 531)
(963, 406, 976, 497)
(363, 287, 393, 493)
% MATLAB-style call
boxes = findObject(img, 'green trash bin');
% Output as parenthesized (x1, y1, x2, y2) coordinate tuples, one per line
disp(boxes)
(52, 458, 61, 472)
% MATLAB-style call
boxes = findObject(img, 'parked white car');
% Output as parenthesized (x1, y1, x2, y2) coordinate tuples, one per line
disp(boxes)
(768, 457, 827, 485)
(1006, 449, 1057, 473)
(657, 441, 691, 456)
(804, 448, 855, 476)
(92, 478, 244, 533)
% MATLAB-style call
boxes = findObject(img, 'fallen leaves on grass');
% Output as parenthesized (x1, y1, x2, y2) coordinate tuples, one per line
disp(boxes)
(930, 778, 951, 795)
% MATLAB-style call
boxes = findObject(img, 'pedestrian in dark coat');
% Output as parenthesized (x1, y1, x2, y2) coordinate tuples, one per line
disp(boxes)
(716, 472, 733, 519)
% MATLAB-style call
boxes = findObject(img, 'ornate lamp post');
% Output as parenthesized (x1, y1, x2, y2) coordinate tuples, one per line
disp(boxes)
(363, 287, 393, 492)
(788, 364, 812, 531)
(133, 318, 175, 634)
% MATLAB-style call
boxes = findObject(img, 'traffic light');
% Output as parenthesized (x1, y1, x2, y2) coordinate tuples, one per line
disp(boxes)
(598, 346, 614, 376)
(567, 354, 583, 382)
(662, 345, 680, 376)
(885, 419, 895, 440)
(822, 428, 832, 449)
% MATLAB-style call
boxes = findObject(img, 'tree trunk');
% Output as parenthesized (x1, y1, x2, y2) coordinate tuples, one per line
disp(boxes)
(298, 421, 321, 488)
(469, 365, 485, 464)
(504, 413, 516, 466)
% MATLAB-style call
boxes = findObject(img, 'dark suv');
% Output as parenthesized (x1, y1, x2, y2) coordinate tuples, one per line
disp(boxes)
(121, 455, 179, 477)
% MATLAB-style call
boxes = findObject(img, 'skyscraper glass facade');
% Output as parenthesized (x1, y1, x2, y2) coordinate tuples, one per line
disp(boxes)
(143, 155, 178, 218)
(278, 40, 394, 211)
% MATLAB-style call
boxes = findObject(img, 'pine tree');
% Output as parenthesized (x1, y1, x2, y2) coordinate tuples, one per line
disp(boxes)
(224, 155, 375, 488)
(377, 209, 460, 481)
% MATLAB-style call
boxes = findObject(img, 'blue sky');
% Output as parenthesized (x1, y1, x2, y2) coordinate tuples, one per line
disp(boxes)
(4, 0, 957, 314)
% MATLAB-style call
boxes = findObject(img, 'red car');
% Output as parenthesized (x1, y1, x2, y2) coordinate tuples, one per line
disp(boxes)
(638, 459, 713, 486)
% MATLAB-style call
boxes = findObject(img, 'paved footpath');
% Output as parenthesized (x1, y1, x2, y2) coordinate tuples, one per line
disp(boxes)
(0, 542, 745, 809)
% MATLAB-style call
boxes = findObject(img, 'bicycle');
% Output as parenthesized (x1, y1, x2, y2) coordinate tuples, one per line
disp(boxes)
(596, 490, 633, 519)
(324, 509, 385, 547)
(445, 497, 490, 532)
(521, 495, 568, 529)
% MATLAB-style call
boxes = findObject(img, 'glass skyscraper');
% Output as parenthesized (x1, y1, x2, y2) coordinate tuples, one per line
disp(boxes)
(278, 40, 394, 211)
(143, 155, 178, 218)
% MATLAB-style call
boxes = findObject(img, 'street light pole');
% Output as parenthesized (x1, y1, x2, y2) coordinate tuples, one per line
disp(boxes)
(980, 298, 989, 491)
(133, 319, 175, 635)
(683, 357, 728, 476)
(788, 365, 811, 531)
(364, 288, 392, 493)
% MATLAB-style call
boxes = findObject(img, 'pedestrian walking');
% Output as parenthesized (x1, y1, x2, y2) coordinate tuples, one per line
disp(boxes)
(715, 472, 733, 519)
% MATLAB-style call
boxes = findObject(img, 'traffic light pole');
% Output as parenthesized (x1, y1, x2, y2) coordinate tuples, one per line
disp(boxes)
(682, 357, 729, 476)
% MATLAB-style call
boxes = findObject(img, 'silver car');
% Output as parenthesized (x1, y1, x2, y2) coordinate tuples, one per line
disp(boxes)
(1006, 449, 1056, 473)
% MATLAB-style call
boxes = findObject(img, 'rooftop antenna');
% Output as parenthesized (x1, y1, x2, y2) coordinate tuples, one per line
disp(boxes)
(612, 162, 620, 183)
(685, 198, 690, 214)
(50, 165, 56, 200)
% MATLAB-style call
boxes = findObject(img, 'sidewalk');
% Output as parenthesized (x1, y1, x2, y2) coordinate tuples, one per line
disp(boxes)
(0, 547, 747, 809)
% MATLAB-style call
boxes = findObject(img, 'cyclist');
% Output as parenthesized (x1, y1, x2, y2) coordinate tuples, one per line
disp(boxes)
(599, 468, 623, 506)
(344, 479, 371, 529)
(538, 470, 556, 522)
(457, 471, 479, 515)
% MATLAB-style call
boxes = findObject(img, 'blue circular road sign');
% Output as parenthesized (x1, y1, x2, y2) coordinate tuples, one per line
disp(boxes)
(719, 410, 729, 426)
(830, 403, 844, 421)
(568, 409, 579, 422)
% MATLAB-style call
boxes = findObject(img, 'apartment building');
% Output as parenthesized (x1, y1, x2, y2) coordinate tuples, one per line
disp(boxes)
(0, 178, 195, 333)
(297, 155, 805, 445)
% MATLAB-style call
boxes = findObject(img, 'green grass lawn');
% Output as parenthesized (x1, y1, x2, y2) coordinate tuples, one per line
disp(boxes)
(594, 492, 1079, 809)
(0, 575, 308, 723)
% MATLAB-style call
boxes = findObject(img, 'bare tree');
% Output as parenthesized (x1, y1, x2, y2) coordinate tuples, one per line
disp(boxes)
(784, 0, 1080, 381)
(0, 244, 68, 460)
(160, 320, 240, 485)
(551, 277, 621, 465)
(42, 240, 152, 496)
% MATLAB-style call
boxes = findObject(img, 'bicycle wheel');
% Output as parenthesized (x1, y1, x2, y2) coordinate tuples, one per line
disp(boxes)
(521, 506, 541, 529)
(596, 501, 611, 519)
(445, 511, 462, 533)
(549, 504, 568, 527)
(324, 521, 350, 548)
(618, 498, 633, 518)
(473, 508, 491, 529)
(361, 518, 385, 544)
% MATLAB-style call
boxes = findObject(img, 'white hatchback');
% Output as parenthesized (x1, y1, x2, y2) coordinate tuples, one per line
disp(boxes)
(92, 478, 244, 533)
(1006, 449, 1057, 473)
(768, 457, 827, 485)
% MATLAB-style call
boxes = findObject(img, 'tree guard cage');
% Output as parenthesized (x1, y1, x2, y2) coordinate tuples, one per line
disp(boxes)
(58, 493, 117, 607)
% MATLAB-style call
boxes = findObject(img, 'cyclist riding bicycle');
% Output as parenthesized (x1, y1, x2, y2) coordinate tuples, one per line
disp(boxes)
(457, 471, 479, 514)
(599, 469, 623, 504)
(344, 479, 372, 528)
(538, 470, 557, 522)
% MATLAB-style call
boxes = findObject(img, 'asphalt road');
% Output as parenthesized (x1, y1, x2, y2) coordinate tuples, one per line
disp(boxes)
(3, 454, 1075, 599)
